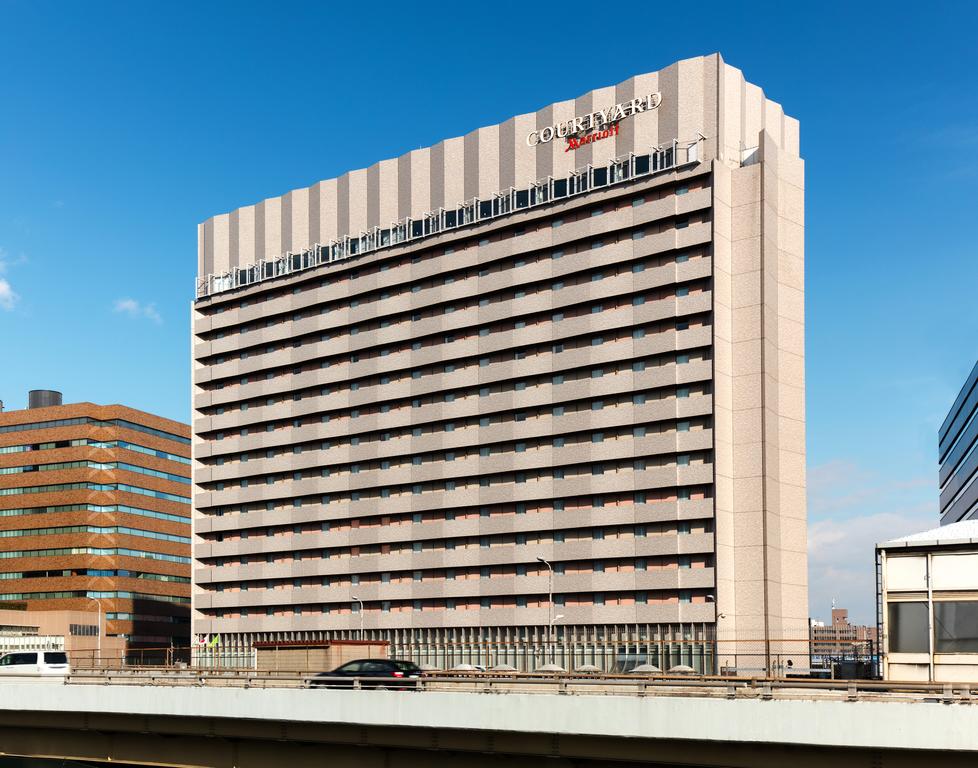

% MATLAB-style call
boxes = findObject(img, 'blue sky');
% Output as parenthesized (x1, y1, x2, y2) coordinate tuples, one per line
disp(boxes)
(1, 1, 976, 623)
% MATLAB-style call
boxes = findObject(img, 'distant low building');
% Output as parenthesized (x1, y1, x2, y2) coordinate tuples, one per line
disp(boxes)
(877, 520, 978, 682)
(809, 608, 878, 657)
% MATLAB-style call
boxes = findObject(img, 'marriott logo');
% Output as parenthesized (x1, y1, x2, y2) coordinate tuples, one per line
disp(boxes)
(526, 93, 661, 147)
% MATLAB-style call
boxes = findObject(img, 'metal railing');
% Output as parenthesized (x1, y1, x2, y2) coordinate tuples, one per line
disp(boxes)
(195, 137, 704, 299)
(58, 667, 978, 704)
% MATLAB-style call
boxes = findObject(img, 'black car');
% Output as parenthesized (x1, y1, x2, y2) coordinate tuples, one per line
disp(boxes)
(307, 658, 423, 689)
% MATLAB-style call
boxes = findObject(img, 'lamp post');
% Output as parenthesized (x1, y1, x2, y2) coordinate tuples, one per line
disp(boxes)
(86, 596, 102, 668)
(536, 557, 554, 661)
(352, 596, 364, 640)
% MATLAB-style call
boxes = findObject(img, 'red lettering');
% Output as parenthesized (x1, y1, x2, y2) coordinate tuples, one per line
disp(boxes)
(564, 121, 622, 151)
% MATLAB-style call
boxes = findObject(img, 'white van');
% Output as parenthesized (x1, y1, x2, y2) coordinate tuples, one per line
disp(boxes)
(0, 651, 70, 676)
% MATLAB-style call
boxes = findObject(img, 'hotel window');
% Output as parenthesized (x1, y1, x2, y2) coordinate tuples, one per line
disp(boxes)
(677, 354, 690, 364)
(551, 250, 564, 260)
(677, 387, 690, 398)
(677, 421, 690, 432)
(676, 286, 689, 297)
(678, 521, 691, 534)
(676, 219, 689, 229)
(679, 590, 692, 603)
(676, 185, 689, 195)
(631, 230, 644, 240)
(678, 489, 691, 501)
(676, 253, 689, 263)
(677, 454, 691, 466)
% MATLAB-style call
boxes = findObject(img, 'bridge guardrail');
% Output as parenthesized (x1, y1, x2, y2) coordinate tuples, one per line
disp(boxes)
(57, 667, 978, 703)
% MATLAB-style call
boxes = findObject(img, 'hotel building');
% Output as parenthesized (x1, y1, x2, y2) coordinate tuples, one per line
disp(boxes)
(192, 54, 807, 671)
(0, 391, 191, 653)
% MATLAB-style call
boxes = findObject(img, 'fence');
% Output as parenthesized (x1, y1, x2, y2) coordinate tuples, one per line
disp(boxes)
(184, 638, 880, 679)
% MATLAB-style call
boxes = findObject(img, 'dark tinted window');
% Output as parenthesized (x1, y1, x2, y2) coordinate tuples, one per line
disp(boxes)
(6, 653, 37, 666)
(44, 652, 69, 665)
(338, 661, 363, 673)
(889, 602, 929, 653)
(393, 661, 420, 672)
(935, 601, 978, 653)
(362, 661, 390, 673)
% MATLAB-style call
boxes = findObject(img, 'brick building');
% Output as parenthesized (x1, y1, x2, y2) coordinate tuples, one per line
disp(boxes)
(0, 390, 191, 653)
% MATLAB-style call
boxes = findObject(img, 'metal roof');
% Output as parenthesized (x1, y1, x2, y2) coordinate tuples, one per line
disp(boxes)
(878, 519, 978, 550)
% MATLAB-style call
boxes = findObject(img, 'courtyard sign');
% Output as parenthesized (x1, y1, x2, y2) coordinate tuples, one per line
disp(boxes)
(526, 92, 662, 149)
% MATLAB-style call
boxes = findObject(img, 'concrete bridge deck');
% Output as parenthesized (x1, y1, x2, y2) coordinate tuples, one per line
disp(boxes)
(0, 674, 974, 767)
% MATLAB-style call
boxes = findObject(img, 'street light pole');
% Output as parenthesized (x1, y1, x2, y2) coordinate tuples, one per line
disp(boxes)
(352, 596, 364, 640)
(86, 596, 102, 668)
(536, 557, 554, 662)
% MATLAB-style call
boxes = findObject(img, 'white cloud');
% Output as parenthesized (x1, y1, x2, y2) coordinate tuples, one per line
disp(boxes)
(807, 459, 936, 624)
(0, 278, 17, 311)
(113, 298, 162, 325)
(0, 250, 19, 311)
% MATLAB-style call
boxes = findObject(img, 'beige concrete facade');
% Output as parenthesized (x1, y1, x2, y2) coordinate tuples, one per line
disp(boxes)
(191, 54, 807, 672)
(0, 607, 126, 663)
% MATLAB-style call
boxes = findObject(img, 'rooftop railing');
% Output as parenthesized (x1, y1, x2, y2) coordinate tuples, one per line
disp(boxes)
(195, 137, 704, 300)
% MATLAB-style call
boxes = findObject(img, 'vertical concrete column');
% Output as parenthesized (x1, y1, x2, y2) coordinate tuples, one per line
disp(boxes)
(715, 129, 807, 669)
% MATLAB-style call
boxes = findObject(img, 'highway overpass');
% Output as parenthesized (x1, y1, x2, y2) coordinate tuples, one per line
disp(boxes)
(0, 674, 975, 767)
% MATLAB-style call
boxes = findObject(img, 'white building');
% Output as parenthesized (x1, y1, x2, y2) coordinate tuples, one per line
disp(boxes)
(877, 520, 978, 681)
